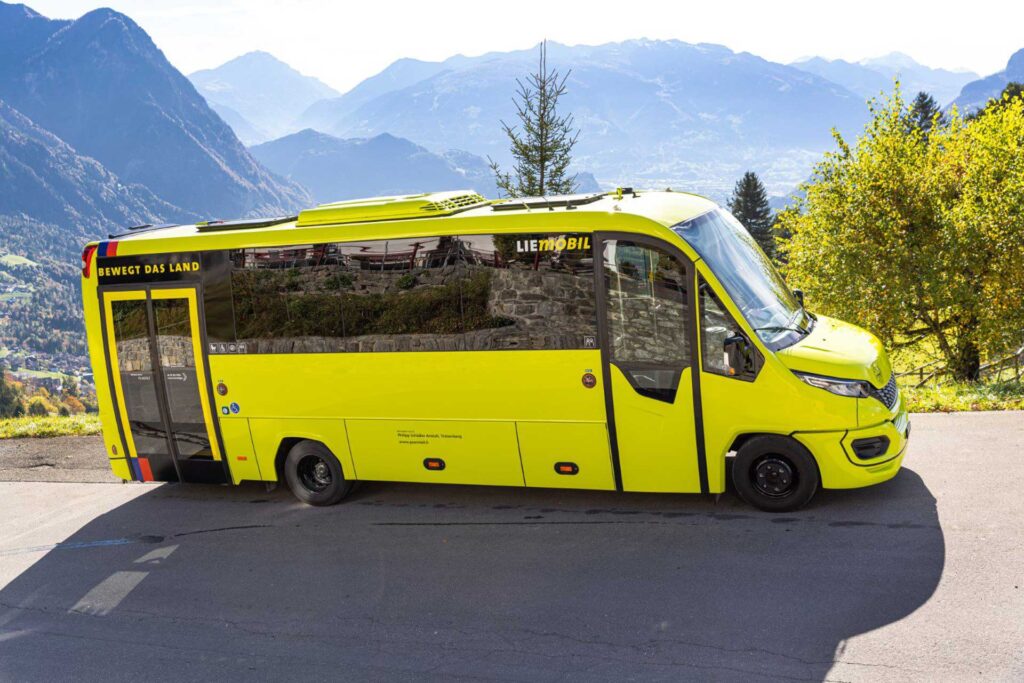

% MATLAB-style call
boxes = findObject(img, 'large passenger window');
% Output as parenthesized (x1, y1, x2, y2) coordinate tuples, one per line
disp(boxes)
(458, 233, 596, 351)
(228, 234, 597, 353)
(602, 240, 691, 402)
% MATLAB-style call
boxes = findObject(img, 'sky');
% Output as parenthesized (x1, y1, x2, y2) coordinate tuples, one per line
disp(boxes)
(27, 0, 1024, 93)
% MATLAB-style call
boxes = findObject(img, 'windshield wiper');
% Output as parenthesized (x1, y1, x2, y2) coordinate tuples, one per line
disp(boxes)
(753, 325, 809, 336)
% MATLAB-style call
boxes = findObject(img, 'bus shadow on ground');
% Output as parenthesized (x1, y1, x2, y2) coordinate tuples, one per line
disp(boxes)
(0, 469, 943, 681)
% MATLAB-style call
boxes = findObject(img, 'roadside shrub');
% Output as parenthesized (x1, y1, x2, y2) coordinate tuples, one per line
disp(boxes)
(26, 397, 51, 416)
(62, 396, 86, 414)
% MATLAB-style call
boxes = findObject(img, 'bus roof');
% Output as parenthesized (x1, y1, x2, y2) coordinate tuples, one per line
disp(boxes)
(100, 189, 717, 250)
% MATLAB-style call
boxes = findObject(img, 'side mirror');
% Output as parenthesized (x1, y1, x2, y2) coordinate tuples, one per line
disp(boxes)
(793, 289, 805, 307)
(723, 334, 750, 377)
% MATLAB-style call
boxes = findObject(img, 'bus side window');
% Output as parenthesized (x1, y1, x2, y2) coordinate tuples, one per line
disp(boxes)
(699, 280, 731, 376)
(602, 240, 690, 402)
(699, 278, 762, 380)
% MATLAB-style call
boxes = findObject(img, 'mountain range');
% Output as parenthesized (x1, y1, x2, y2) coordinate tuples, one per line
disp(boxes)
(287, 40, 874, 198)
(249, 130, 600, 204)
(0, 1, 310, 358)
(950, 49, 1024, 112)
(790, 52, 978, 103)
(0, 2, 308, 221)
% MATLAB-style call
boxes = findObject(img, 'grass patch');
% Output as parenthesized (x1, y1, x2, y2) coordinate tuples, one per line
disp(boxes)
(900, 379, 1024, 412)
(0, 414, 102, 439)
(0, 253, 38, 267)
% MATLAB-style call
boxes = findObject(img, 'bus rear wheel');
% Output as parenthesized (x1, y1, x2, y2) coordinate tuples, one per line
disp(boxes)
(284, 440, 353, 506)
(732, 436, 819, 512)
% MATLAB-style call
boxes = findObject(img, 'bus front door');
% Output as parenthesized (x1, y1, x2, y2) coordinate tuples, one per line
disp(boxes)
(597, 236, 703, 494)
(101, 286, 228, 484)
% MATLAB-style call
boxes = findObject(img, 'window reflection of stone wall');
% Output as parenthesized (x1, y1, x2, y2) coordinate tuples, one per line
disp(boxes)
(605, 284, 690, 364)
(157, 335, 195, 369)
(116, 338, 153, 372)
(230, 234, 598, 353)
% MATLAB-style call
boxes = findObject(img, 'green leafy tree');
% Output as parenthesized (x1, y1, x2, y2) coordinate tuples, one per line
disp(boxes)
(61, 374, 79, 398)
(909, 91, 943, 134)
(727, 171, 776, 257)
(0, 365, 25, 418)
(26, 396, 50, 416)
(777, 86, 1024, 381)
(490, 41, 580, 197)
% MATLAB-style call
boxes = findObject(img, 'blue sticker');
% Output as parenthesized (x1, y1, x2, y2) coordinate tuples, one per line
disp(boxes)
(221, 406, 229, 415)
(229, 402, 240, 414)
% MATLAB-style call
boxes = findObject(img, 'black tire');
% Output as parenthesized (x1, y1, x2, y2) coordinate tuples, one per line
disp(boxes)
(283, 440, 353, 506)
(732, 435, 819, 512)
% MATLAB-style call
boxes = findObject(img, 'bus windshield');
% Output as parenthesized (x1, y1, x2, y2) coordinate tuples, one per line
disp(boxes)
(672, 208, 809, 350)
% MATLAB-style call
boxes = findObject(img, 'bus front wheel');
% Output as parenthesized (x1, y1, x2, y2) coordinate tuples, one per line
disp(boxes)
(732, 436, 819, 512)
(284, 440, 353, 506)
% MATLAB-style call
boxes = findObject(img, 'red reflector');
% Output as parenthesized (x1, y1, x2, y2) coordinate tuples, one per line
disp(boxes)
(82, 244, 98, 278)
(138, 457, 154, 482)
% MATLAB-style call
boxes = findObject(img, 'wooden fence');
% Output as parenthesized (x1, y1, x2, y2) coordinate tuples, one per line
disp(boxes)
(896, 340, 1024, 387)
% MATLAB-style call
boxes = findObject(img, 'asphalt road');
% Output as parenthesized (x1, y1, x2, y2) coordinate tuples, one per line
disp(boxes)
(0, 412, 1021, 681)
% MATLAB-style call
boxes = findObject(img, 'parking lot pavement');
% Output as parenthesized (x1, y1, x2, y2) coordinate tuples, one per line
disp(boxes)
(0, 412, 1021, 681)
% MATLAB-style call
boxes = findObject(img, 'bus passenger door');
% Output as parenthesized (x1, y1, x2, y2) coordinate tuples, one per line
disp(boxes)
(102, 286, 228, 484)
(596, 236, 703, 493)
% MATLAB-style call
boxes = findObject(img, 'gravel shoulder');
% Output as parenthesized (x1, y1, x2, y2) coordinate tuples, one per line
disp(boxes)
(0, 435, 114, 483)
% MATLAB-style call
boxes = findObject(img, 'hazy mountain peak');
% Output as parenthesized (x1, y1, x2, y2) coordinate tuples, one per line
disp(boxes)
(861, 51, 922, 70)
(190, 50, 339, 143)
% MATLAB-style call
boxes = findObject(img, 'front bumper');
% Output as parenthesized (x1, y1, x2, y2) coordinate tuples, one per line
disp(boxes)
(794, 406, 911, 490)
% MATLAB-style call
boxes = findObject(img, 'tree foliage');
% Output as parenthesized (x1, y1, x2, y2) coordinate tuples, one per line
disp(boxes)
(777, 87, 1024, 381)
(727, 171, 775, 258)
(0, 366, 25, 418)
(26, 396, 50, 417)
(490, 41, 580, 197)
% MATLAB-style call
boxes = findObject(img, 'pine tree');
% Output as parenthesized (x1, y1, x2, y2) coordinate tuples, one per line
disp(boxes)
(910, 91, 943, 134)
(728, 171, 775, 257)
(489, 41, 580, 198)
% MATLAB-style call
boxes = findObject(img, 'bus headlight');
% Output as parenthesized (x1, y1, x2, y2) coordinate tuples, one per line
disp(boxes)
(794, 372, 872, 398)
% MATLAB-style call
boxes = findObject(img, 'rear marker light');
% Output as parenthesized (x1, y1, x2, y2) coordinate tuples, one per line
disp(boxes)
(82, 244, 98, 277)
(423, 458, 446, 471)
(554, 462, 579, 475)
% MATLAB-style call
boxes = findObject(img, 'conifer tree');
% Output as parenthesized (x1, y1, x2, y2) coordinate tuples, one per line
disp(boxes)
(910, 91, 943, 134)
(490, 41, 580, 197)
(727, 171, 775, 257)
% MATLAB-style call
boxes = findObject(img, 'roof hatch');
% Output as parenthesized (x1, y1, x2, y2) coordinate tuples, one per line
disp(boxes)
(295, 191, 490, 227)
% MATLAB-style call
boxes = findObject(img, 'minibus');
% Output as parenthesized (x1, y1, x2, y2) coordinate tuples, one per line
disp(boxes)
(81, 189, 910, 512)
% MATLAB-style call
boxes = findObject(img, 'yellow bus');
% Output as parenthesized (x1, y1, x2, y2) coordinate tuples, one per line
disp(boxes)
(81, 189, 909, 512)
